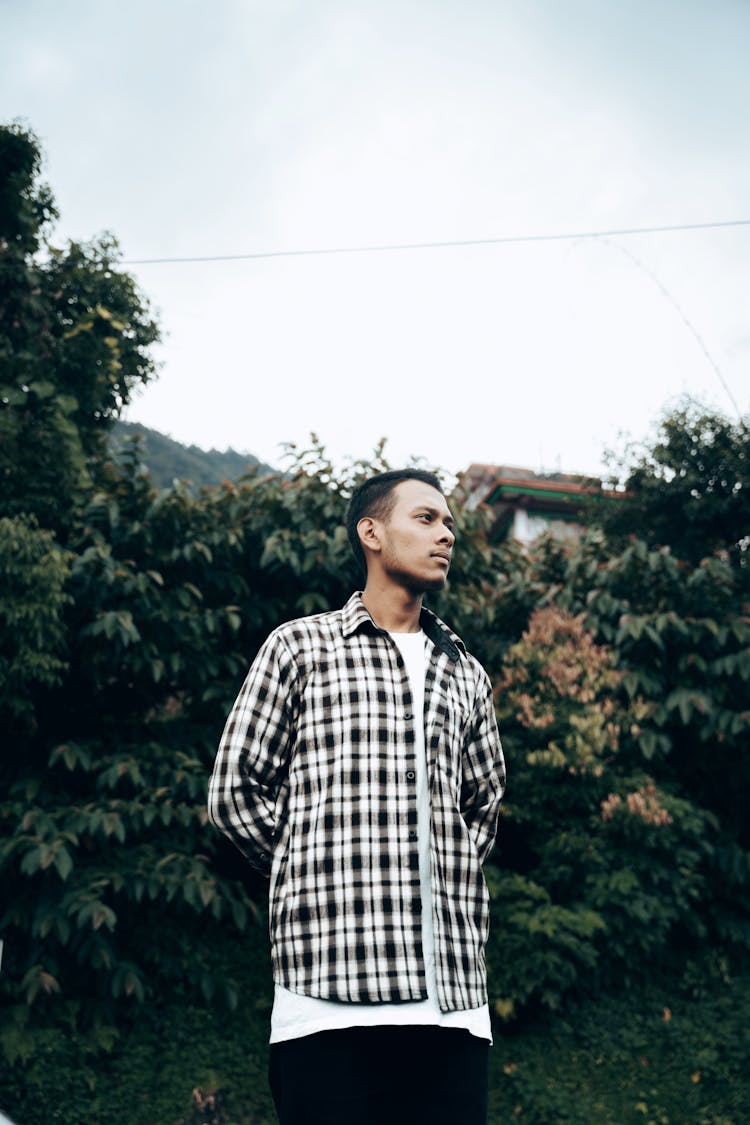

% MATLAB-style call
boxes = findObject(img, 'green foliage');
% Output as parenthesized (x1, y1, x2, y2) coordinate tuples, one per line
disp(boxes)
(43, 237, 159, 448)
(589, 781, 715, 964)
(594, 398, 750, 579)
(0, 462, 263, 1022)
(0, 925, 275, 1125)
(541, 532, 750, 844)
(485, 869, 605, 1018)
(0, 122, 57, 253)
(0, 515, 71, 727)
(0, 729, 257, 1014)
(487, 955, 750, 1125)
(0, 125, 159, 536)
(482, 603, 743, 1014)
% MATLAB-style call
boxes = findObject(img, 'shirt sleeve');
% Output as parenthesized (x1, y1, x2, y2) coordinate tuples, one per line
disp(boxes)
(207, 630, 296, 877)
(460, 667, 506, 865)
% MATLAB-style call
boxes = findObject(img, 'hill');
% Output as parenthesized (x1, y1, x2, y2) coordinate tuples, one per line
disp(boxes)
(109, 420, 273, 490)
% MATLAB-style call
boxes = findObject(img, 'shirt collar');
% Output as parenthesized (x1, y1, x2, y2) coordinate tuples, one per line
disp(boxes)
(341, 592, 465, 662)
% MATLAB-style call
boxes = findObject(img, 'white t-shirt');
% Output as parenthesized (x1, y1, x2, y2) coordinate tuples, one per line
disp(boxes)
(270, 629, 492, 1044)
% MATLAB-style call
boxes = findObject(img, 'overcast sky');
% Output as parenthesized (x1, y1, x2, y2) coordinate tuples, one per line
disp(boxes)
(2, 0, 749, 479)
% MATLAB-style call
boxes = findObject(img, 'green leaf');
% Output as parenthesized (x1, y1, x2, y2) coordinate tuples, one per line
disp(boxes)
(91, 904, 117, 931)
(53, 846, 74, 881)
(0, 385, 28, 406)
(28, 380, 56, 399)
(638, 730, 657, 759)
(19, 847, 42, 876)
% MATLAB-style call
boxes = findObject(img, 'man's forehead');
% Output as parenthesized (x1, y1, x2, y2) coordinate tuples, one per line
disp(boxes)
(392, 478, 452, 514)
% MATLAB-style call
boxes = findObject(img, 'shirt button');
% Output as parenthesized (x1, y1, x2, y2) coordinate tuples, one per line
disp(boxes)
(406, 770, 416, 781)
(408, 828, 417, 839)
(404, 711, 413, 720)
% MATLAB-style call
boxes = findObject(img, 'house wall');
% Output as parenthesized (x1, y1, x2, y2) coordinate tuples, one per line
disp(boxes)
(511, 508, 582, 544)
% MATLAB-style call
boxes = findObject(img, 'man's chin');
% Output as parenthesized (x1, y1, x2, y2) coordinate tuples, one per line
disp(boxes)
(386, 563, 449, 595)
(405, 573, 448, 594)
(427, 573, 449, 591)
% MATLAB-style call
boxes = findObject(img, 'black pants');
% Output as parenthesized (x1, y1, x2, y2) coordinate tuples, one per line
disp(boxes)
(268, 1024, 489, 1125)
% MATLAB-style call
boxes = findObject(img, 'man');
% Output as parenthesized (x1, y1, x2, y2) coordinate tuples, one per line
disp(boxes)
(208, 469, 505, 1124)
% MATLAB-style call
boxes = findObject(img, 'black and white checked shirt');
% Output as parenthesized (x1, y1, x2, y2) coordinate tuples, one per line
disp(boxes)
(208, 592, 505, 1012)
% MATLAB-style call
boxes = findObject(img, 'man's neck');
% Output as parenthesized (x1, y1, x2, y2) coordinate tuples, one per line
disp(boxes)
(360, 581, 423, 634)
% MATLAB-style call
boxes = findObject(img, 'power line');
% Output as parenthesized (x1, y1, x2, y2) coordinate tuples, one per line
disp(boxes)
(586, 236, 742, 418)
(121, 217, 750, 265)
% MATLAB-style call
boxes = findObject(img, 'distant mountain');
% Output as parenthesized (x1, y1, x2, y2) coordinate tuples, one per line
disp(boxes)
(109, 420, 273, 490)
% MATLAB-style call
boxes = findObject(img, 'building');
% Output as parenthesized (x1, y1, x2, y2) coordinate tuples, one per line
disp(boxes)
(463, 463, 620, 545)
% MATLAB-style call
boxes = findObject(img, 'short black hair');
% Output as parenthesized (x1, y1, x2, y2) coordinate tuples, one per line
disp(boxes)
(346, 468, 444, 576)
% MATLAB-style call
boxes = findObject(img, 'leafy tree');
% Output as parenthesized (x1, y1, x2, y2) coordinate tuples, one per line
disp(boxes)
(0, 122, 57, 253)
(485, 606, 714, 1017)
(1, 462, 259, 1039)
(594, 399, 750, 581)
(0, 515, 71, 730)
(544, 531, 750, 847)
(0, 123, 159, 536)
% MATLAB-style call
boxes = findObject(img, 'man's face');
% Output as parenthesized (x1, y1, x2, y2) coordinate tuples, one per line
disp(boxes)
(376, 479, 456, 593)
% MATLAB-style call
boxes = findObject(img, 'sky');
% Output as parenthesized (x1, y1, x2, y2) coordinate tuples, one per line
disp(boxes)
(2, 0, 749, 480)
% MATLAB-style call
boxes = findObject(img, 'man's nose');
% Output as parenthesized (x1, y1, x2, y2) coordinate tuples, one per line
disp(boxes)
(438, 525, 455, 546)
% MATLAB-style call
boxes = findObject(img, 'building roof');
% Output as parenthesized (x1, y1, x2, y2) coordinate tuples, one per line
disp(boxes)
(464, 463, 621, 512)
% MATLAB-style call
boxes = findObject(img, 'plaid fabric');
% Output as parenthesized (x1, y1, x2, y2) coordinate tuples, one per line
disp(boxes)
(208, 592, 505, 1012)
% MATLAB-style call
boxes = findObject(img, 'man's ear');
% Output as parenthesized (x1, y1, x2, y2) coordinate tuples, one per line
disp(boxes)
(357, 516, 382, 557)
